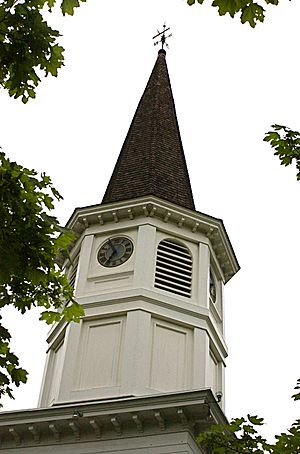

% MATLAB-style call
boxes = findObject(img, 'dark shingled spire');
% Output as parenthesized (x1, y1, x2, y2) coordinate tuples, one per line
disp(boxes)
(102, 49, 195, 211)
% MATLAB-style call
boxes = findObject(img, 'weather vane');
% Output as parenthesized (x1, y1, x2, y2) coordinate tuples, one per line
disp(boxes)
(153, 23, 172, 50)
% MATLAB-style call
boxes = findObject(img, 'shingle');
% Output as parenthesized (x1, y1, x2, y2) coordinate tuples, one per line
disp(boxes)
(102, 49, 195, 211)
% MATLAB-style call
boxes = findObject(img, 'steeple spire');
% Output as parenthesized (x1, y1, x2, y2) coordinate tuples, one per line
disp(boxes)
(102, 49, 195, 211)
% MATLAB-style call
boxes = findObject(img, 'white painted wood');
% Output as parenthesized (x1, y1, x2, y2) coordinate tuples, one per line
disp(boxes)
(120, 310, 151, 395)
(38, 328, 68, 407)
(154, 230, 199, 304)
(65, 197, 240, 282)
(0, 431, 205, 453)
(47, 340, 64, 404)
(37, 345, 52, 408)
(38, 196, 231, 407)
(192, 328, 209, 390)
(198, 243, 210, 309)
(84, 228, 137, 295)
(56, 321, 81, 404)
(75, 233, 94, 297)
(208, 350, 218, 394)
(1, 389, 222, 453)
(150, 319, 192, 392)
(76, 317, 124, 390)
(220, 281, 225, 335)
(133, 224, 156, 288)
(220, 362, 226, 411)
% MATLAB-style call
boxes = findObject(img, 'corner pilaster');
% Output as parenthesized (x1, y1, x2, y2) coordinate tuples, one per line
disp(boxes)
(198, 243, 210, 308)
(120, 310, 152, 395)
(133, 224, 156, 288)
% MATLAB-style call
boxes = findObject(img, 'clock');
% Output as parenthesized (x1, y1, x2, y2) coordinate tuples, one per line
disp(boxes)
(97, 237, 133, 268)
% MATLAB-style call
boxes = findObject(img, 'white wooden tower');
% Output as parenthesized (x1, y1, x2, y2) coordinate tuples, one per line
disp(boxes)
(39, 48, 239, 410)
(0, 47, 239, 453)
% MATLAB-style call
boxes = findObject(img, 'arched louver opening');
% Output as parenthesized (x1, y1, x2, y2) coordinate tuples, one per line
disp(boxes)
(154, 239, 192, 298)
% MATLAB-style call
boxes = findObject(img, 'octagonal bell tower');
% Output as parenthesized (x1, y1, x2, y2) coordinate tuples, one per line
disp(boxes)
(39, 48, 239, 411)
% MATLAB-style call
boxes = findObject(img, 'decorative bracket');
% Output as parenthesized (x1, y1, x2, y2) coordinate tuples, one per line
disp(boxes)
(154, 411, 165, 430)
(28, 425, 40, 443)
(49, 423, 60, 442)
(127, 209, 134, 220)
(111, 416, 122, 435)
(177, 408, 188, 427)
(132, 414, 143, 432)
(89, 419, 101, 439)
(9, 427, 21, 446)
(69, 421, 80, 441)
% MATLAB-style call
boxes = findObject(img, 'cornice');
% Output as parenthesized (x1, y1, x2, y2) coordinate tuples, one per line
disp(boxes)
(0, 390, 226, 449)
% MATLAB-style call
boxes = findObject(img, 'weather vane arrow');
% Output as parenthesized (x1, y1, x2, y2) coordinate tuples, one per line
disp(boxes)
(153, 23, 172, 49)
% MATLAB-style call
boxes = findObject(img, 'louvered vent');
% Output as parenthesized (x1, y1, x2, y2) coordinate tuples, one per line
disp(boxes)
(68, 259, 79, 289)
(154, 239, 192, 298)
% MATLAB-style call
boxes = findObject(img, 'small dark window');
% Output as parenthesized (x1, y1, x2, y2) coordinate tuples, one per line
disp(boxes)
(154, 239, 192, 298)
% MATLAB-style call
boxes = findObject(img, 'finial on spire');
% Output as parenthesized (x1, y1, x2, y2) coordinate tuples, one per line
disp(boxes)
(153, 23, 172, 50)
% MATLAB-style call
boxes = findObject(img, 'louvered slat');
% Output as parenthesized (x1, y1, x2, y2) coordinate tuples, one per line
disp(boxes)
(155, 239, 192, 298)
(68, 260, 78, 289)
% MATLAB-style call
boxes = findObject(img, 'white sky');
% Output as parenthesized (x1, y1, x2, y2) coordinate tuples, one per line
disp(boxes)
(1, 0, 300, 442)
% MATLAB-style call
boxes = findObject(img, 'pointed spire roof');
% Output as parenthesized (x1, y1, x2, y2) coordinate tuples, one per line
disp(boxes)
(102, 49, 195, 211)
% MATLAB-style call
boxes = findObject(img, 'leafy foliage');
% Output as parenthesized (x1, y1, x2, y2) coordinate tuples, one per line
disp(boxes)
(197, 382, 300, 454)
(197, 414, 271, 453)
(0, 0, 86, 103)
(292, 379, 300, 401)
(264, 125, 300, 180)
(187, 0, 281, 28)
(0, 0, 284, 102)
(0, 152, 84, 401)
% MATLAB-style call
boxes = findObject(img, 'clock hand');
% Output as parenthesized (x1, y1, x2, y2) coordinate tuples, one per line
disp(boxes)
(108, 238, 117, 254)
(103, 239, 118, 265)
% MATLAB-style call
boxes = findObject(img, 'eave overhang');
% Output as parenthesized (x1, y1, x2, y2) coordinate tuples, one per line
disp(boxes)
(0, 390, 227, 449)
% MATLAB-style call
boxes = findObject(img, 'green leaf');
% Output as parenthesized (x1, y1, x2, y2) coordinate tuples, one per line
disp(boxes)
(248, 415, 264, 426)
(61, 0, 86, 16)
(40, 311, 62, 324)
(292, 379, 300, 400)
(0, 343, 9, 355)
(264, 124, 300, 181)
(62, 301, 85, 322)
(212, 0, 240, 18)
(264, 131, 280, 142)
(10, 367, 27, 386)
(241, 3, 265, 28)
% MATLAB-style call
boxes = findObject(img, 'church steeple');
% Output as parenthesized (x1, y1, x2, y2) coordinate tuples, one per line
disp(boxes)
(38, 42, 239, 418)
(0, 37, 241, 454)
(102, 49, 195, 210)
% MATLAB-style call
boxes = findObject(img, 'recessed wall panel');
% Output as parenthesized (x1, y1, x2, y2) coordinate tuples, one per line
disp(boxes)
(77, 318, 123, 390)
(208, 350, 218, 394)
(150, 320, 191, 392)
(48, 340, 64, 404)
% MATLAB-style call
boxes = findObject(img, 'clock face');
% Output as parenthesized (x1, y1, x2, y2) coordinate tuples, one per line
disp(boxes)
(97, 237, 133, 268)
